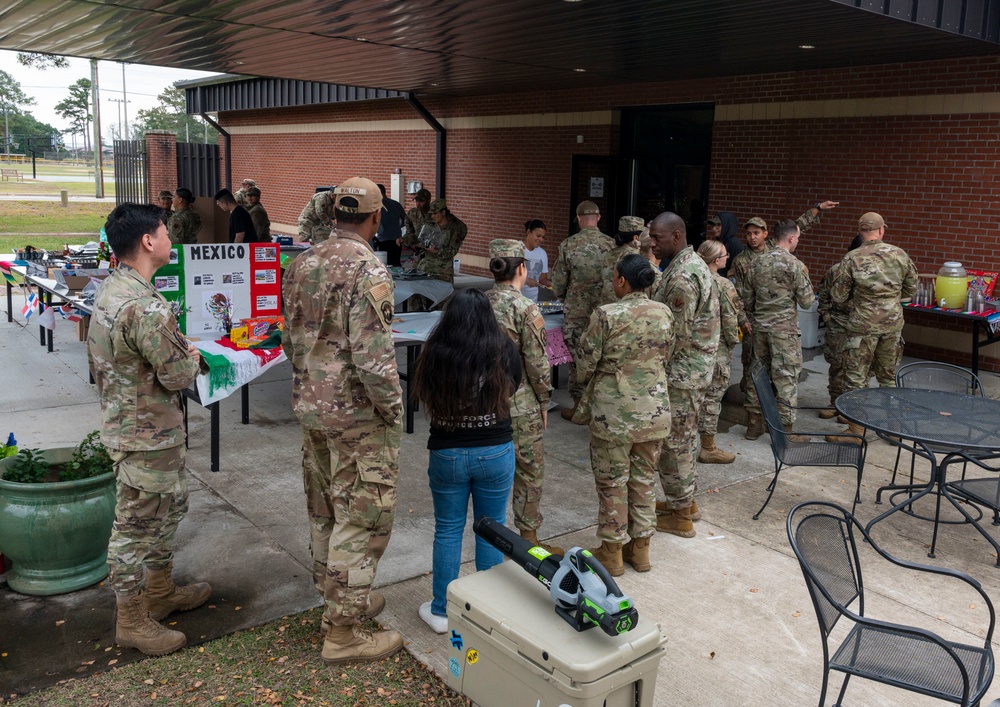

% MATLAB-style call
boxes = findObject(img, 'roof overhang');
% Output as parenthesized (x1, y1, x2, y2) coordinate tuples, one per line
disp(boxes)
(1, 0, 998, 97)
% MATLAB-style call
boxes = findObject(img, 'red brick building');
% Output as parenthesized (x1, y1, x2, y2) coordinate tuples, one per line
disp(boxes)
(167, 54, 1000, 369)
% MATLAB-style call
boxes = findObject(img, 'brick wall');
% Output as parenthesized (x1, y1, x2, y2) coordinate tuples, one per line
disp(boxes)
(147, 55, 1000, 369)
(144, 131, 177, 204)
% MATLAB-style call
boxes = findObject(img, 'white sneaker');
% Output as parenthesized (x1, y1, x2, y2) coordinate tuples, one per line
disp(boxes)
(418, 601, 448, 634)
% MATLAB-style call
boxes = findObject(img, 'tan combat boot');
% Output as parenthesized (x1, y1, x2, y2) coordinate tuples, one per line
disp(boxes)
(321, 592, 386, 636)
(818, 399, 839, 419)
(622, 537, 651, 572)
(657, 499, 701, 521)
(656, 506, 696, 538)
(144, 563, 211, 621)
(825, 422, 865, 445)
(520, 528, 565, 556)
(587, 541, 624, 577)
(115, 591, 187, 656)
(322, 623, 403, 665)
(697, 434, 736, 464)
(560, 405, 576, 421)
(744, 413, 766, 441)
(783, 424, 809, 444)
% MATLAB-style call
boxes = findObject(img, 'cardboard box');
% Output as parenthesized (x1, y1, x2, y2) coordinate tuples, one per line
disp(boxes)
(76, 315, 90, 342)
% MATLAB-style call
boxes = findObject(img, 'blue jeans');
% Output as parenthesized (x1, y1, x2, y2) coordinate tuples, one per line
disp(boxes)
(428, 442, 515, 615)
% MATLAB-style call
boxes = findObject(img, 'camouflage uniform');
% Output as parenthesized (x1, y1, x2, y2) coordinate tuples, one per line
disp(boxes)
(87, 264, 201, 595)
(550, 227, 614, 402)
(234, 187, 250, 208)
(415, 214, 467, 283)
(698, 273, 746, 435)
(401, 207, 431, 250)
(575, 292, 674, 542)
(743, 247, 814, 425)
(818, 263, 851, 402)
(248, 203, 271, 242)
(598, 242, 662, 305)
(298, 191, 336, 244)
(487, 283, 552, 532)
(652, 247, 719, 510)
(830, 239, 918, 390)
(167, 207, 202, 245)
(281, 227, 403, 627)
(732, 208, 823, 392)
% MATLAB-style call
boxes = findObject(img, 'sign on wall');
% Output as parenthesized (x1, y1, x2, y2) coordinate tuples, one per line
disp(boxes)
(154, 243, 281, 338)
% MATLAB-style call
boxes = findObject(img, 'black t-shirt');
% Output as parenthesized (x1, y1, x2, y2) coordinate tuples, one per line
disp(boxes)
(229, 205, 258, 243)
(427, 338, 522, 450)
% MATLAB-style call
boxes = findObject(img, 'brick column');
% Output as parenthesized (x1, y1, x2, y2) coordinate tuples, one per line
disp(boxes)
(144, 130, 177, 204)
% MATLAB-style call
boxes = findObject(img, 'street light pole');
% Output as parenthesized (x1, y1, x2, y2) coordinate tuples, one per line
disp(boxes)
(121, 62, 129, 138)
(90, 59, 104, 199)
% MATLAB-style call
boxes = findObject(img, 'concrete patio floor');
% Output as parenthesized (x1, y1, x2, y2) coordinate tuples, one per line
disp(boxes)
(2, 290, 1000, 706)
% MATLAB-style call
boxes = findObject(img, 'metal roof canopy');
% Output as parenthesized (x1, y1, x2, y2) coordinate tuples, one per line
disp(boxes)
(0, 0, 998, 97)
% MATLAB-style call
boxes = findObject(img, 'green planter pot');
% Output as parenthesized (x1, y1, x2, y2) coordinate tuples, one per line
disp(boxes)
(0, 447, 116, 596)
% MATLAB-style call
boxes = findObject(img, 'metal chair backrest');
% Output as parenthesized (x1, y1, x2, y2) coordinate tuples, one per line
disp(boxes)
(896, 361, 984, 397)
(751, 361, 788, 455)
(787, 502, 862, 639)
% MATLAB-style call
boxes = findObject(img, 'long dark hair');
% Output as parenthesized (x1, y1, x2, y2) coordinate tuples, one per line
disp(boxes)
(412, 288, 514, 428)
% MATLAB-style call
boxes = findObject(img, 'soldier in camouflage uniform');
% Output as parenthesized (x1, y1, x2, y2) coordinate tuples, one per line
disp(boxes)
(400, 188, 432, 251)
(732, 203, 838, 398)
(743, 219, 815, 438)
(598, 215, 644, 306)
(485, 239, 556, 551)
(298, 189, 336, 244)
(817, 253, 855, 418)
(575, 253, 673, 575)
(88, 203, 208, 657)
(827, 212, 917, 443)
(246, 187, 271, 242)
(167, 188, 201, 244)
(410, 199, 467, 283)
(234, 178, 255, 208)
(551, 201, 614, 418)
(696, 240, 746, 464)
(648, 212, 719, 538)
(282, 177, 404, 665)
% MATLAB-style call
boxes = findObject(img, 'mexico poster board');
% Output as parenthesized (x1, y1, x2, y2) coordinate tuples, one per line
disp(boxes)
(154, 243, 281, 339)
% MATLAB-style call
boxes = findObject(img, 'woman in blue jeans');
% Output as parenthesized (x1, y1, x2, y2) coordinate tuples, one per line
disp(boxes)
(411, 288, 521, 633)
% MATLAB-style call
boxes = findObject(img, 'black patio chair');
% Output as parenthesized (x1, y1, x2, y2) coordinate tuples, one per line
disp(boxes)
(750, 361, 866, 520)
(889, 362, 984, 487)
(788, 501, 995, 707)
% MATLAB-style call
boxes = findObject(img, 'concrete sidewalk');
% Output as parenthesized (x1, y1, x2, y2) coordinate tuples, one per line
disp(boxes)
(2, 288, 1000, 705)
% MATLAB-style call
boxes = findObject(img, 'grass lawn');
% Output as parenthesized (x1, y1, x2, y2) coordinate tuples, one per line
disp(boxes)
(0, 179, 117, 198)
(4, 607, 469, 707)
(0, 202, 113, 252)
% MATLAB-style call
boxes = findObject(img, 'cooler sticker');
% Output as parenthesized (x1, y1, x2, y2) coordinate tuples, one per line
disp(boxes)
(466, 648, 479, 665)
(450, 631, 463, 650)
(449, 657, 461, 677)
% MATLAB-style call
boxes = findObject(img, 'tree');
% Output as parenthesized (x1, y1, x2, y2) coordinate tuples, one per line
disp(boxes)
(135, 85, 219, 143)
(0, 70, 36, 160)
(16, 52, 69, 69)
(55, 78, 92, 154)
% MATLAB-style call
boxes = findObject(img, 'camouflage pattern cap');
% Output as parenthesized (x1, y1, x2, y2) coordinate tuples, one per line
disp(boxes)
(158, 190, 173, 199)
(858, 212, 885, 232)
(246, 186, 261, 197)
(241, 179, 256, 186)
(489, 238, 526, 259)
(707, 215, 721, 226)
(618, 215, 645, 234)
(334, 177, 382, 214)
(428, 199, 448, 214)
(576, 200, 600, 216)
(744, 217, 767, 230)
(414, 188, 431, 201)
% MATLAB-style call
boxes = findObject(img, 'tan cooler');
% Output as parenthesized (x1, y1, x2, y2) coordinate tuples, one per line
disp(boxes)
(445, 560, 666, 707)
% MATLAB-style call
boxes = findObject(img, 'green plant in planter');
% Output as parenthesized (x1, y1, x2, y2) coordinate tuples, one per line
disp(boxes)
(3, 448, 50, 483)
(2, 432, 112, 484)
(61, 431, 113, 481)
